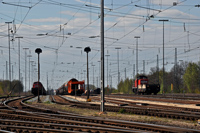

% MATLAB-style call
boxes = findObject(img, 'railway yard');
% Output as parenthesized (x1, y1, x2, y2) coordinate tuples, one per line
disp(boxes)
(1, 0, 200, 132)
(0, 94, 200, 132)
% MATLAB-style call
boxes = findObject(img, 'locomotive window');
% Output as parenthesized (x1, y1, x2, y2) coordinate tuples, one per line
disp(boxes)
(79, 84, 84, 89)
(72, 84, 78, 89)
(138, 76, 147, 79)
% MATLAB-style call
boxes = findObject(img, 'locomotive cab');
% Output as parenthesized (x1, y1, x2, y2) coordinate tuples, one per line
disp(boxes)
(65, 78, 85, 95)
(56, 78, 85, 95)
(134, 76, 148, 93)
(133, 75, 160, 95)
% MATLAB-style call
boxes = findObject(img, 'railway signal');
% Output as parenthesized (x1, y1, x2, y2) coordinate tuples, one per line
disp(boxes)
(35, 48, 42, 102)
(84, 47, 91, 101)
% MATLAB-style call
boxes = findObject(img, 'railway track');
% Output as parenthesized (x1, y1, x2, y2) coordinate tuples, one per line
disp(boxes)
(89, 96, 200, 113)
(0, 96, 152, 132)
(107, 94, 200, 105)
(111, 93, 200, 102)
(1, 95, 200, 132)
(58, 95, 200, 121)
(52, 95, 200, 132)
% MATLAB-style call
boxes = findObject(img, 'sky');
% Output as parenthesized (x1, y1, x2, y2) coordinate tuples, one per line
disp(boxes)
(0, 0, 200, 91)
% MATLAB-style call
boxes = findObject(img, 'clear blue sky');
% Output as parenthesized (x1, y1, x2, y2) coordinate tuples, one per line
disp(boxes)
(0, 0, 200, 91)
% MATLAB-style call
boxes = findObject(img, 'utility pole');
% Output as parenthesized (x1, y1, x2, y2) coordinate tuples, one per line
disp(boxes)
(12, 65, 14, 80)
(30, 61, 35, 86)
(100, 0, 105, 113)
(110, 74, 112, 93)
(133, 64, 135, 79)
(159, 19, 169, 95)
(105, 54, 110, 87)
(143, 60, 145, 74)
(5, 21, 12, 91)
(157, 55, 159, 84)
(6, 61, 8, 80)
(125, 68, 126, 79)
(175, 48, 177, 91)
(15, 36, 23, 96)
(27, 53, 32, 93)
(110, 74, 112, 89)
(135, 36, 140, 77)
(47, 72, 48, 95)
(135, 36, 140, 90)
(115, 47, 121, 87)
(98, 61, 100, 88)
(15, 37, 23, 80)
(92, 64, 95, 90)
(96, 77, 98, 89)
(23, 48, 29, 95)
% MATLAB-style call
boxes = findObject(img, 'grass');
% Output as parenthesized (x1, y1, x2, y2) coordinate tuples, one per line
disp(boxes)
(118, 108, 126, 114)
(24, 101, 32, 104)
(44, 101, 51, 104)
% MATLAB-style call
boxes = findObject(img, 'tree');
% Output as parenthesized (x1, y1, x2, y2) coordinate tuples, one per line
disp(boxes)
(0, 80, 23, 96)
(117, 78, 133, 94)
(148, 67, 160, 84)
(0, 80, 10, 95)
(170, 61, 188, 93)
(183, 62, 200, 93)
(0, 82, 4, 95)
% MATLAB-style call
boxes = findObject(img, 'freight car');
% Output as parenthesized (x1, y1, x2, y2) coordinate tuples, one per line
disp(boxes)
(56, 78, 85, 95)
(31, 81, 46, 96)
(132, 75, 160, 95)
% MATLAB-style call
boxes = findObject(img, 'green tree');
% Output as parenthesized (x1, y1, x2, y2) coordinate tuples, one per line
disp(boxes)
(148, 67, 159, 84)
(0, 82, 4, 95)
(0, 80, 23, 96)
(117, 78, 133, 94)
(170, 61, 188, 93)
(0, 80, 10, 95)
(183, 62, 200, 93)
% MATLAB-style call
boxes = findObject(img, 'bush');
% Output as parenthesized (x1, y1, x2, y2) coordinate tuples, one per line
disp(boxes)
(118, 108, 125, 114)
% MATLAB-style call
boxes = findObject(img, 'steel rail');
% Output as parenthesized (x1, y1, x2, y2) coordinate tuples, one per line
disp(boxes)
(52, 95, 200, 133)
(1, 96, 145, 133)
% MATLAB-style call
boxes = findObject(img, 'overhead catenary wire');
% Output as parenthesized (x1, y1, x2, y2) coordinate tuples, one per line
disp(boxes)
(1, 0, 200, 90)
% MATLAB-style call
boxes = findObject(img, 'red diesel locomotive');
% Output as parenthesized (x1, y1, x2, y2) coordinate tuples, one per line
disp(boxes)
(132, 75, 160, 95)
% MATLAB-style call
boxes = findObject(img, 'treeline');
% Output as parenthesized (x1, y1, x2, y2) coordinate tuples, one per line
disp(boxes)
(111, 61, 200, 94)
(0, 80, 23, 96)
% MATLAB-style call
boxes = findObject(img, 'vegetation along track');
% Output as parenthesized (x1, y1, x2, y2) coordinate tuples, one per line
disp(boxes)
(52, 95, 200, 132)
(0, 95, 170, 133)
